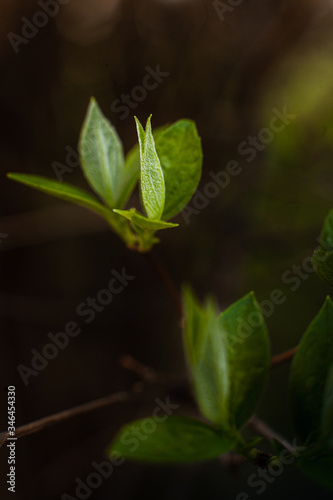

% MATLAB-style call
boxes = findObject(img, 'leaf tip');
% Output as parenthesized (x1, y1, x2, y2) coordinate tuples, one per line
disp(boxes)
(323, 295, 333, 311)
(244, 290, 258, 308)
(87, 96, 98, 114)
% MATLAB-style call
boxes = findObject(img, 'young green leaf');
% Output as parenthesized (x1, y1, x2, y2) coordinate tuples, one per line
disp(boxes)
(135, 116, 165, 220)
(135, 117, 146, 157)
(109, 415, 235, 463)
(6, 173, 112, 219)
(183, 289, 270, 432)
(312, 209, 333, 286)
(6, 171, 143, 249)
(126, 119, 202, 220)
(113, 208, 178, 230)
(121, 125, 167, 205)
(217, 293, 270, 429)
(120, 145, 141, 206)
(289, 297, 333, 444)
(79, 98, 125, 208)
(155, 120, 202, 220)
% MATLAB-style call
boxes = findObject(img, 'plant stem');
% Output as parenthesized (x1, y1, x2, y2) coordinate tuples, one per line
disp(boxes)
(145, 251, 184, 321)
(0, 362, 186, 448)
(270, 346, 298, 368)
(0, 391, 130, 448)
(247, 416, 296, 454)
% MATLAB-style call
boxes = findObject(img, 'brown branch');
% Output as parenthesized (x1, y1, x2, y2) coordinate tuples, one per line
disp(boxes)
(270, 346, 298, 368)
(220, 452, 245, 471)
(119, 354, 188, 391)
(145, 251, 183, 322)
(120, 354, 158, 383)
(0, 360, 187, 449)
(0, 391, 130, 448)
(247, 416, 296, 454)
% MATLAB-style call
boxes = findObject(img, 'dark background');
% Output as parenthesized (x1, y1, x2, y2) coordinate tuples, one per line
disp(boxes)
(1, 0, 333, 498)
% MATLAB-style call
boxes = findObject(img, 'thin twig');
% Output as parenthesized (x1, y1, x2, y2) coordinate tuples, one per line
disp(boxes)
(247, 416, 296, 454)
(0, 362, 188, 448)
(145, 251, 183, 321)
(119, 354, 157, 383)
(270, 346, 298, 368)
(119, 354, 189, 390)
(220, 452, 245, 470)
(0, 391, 130, 448)
(1, 240, 298, 454)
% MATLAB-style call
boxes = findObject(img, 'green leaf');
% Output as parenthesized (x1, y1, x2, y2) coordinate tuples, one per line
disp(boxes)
(156, 120, 202, 220)
(135, 118, 146, 157)
(313, 252, 333, 287)
(300, 452, 333, 492)
(289, 297, 333, 444)
(321, 365, 333, 447)
(183, 289, 270, 432)
(125, 120, 202, 220)
(109, 415, 235, 463)
(312, 209, 333, 286)
(121, 125, 168, 206)
(79, 98, 125, 208)
(6, 173, 112, 219)
(135, 116, 165, 220)
(7, 173, 147, 250)
(121, 146, 141, 206)
(217, 293, 270, 429)
(113, 209, 178, 230)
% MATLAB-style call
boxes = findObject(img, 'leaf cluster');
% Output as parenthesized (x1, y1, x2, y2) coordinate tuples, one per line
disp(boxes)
(7, 100, 333, 491)
(8, 98, 202, 252)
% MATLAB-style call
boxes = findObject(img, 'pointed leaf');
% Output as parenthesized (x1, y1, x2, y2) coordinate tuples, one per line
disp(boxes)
(126, 120, 202, 220)
(121, 125, 168, 205)
(217, 293, 270, 429)
(7, 173, 111, 219)
(120, 145, 141, 207)
(135, 117, 145, 157)
(109, 416, 235, 463)
(113, 209, 178, 230)
(7, 173, 148, 249)
(135, 116, 165, 220)
(155, 120, 202, 220)
(290, 297, 333, 444)
(183, 289, 270, 431)
(79, 98, 125, 208)
(312, 209, 333, 286)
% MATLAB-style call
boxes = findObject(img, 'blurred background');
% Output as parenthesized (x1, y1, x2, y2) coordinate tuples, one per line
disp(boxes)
(1, 0, 333, 498)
